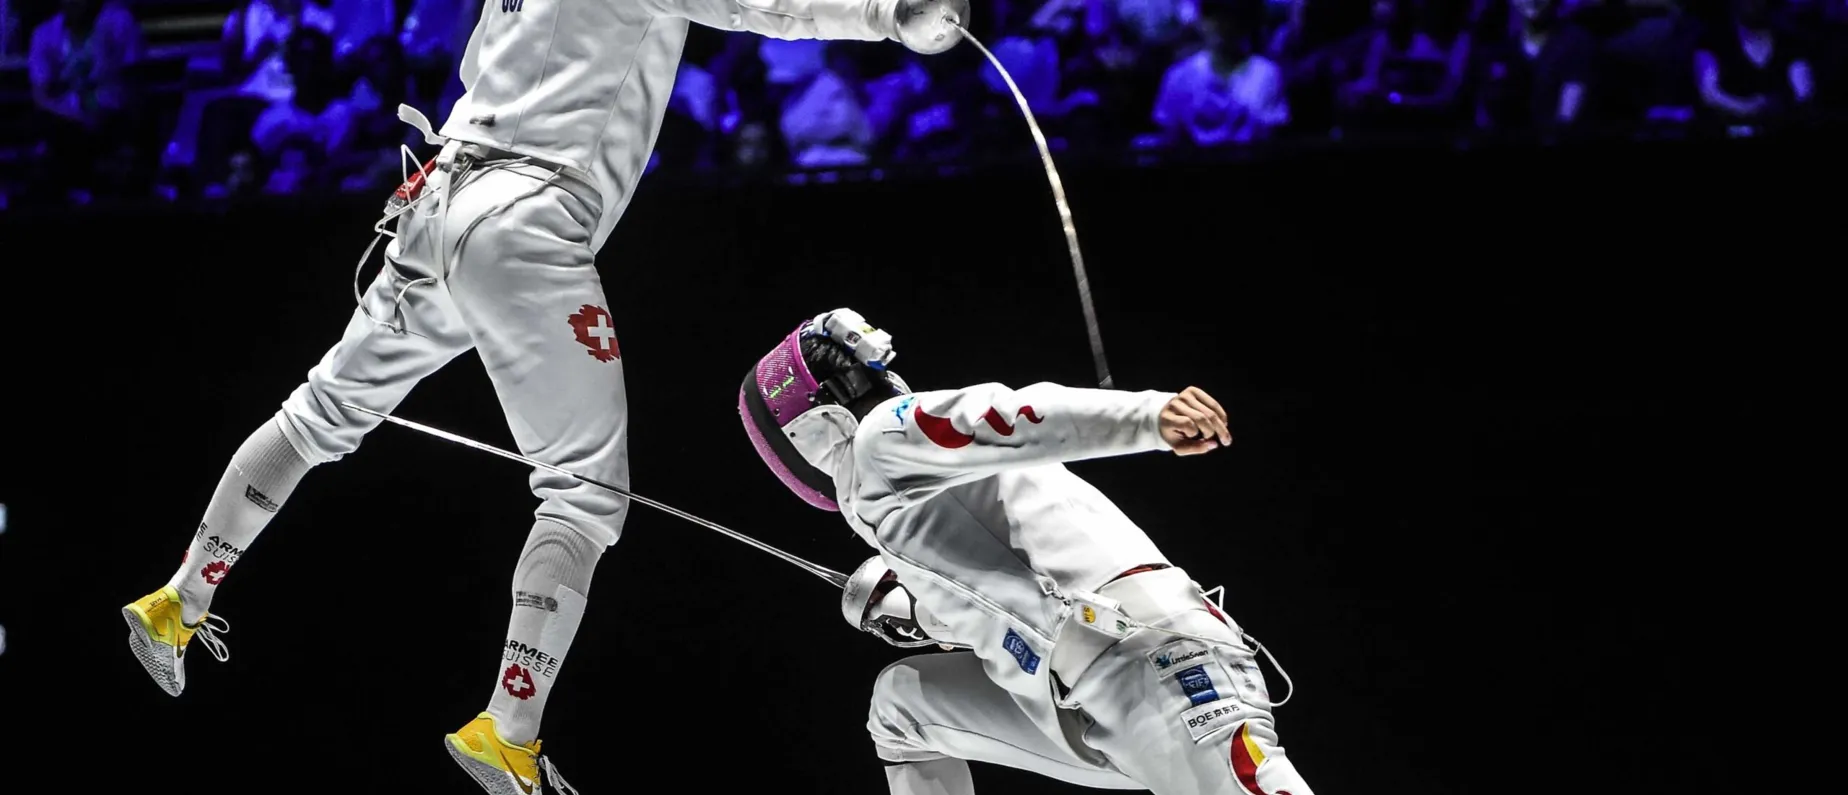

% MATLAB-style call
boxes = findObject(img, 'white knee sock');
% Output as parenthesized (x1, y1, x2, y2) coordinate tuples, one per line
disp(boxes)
(168, 417, 312, 624)
(487, 520, 602, 745)
(884, 759, 976, 795)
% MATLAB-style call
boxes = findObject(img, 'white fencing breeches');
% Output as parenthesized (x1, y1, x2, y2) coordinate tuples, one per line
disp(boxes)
(869, 602, 1315, 795)
(869, 652, 1143, 792)
(275, 158, 631, 547)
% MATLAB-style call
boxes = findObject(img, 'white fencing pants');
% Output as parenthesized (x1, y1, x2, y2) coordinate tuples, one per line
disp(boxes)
(869, 576, 1315, 795)
(275, 155, 631, 548)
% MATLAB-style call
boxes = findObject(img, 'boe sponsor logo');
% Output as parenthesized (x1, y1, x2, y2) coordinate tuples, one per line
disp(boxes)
(1180, 701, 1242, 741)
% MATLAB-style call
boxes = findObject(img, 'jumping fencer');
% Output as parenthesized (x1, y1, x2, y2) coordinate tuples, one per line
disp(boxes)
(739, 309, 1316, 795)
(121, 5, 970, 793)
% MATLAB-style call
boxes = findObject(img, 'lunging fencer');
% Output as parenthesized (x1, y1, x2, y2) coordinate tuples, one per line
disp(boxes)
(120, 4, 970, 793)
(739, 309, 1316, 795)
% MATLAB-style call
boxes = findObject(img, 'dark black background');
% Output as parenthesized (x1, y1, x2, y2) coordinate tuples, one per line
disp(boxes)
(0, 131, 1811, 792)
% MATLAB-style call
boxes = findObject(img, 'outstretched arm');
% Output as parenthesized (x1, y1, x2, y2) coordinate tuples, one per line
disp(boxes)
(858, 382, 1230, 489)
(640, 0, 897, 41)
(640, 0, 968, 52)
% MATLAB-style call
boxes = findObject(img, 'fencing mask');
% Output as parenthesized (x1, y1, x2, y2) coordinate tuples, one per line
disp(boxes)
(739, 309, 910, 511)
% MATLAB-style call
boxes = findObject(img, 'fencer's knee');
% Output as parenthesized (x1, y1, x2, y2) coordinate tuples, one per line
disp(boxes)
(535, 481, 631, 549)
(866, 660, 949, 763)
(273, 403, 350, 466)
(276, 384, 384, 465)
(513, 519, 605, 593)
(534, 500, 626, 550)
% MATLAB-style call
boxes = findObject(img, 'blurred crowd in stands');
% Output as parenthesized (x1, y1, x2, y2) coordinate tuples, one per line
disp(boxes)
(1, 0, 1843, 207)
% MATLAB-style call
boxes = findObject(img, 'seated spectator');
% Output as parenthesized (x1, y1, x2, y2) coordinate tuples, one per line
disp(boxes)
(340, 34, 418, 191)
(222, 0, 337, 103)
(778, 43, 876, 169)
(759, 35, 827, 100)
(1112, 0, 1199, 48)
(249, 26, 356, 194)
(348, 32, 405, 115)
(1336, 0, 1472, 130)
(979, 1, 1066, 114)
(711, 33, 788, 172)
(859, 45, 934, 157)
(1599, 0, 1700, 123)
(963, 0, 1109, 157)
(1266, 0, 1371, 136)
(323, 0, 397, 62)
(162, 0, 337, 177)
(653, 28, 726, 173)
(1469, 0, 1596, 133)
(26, 0, 143, 200)
(401, 0, 466, 110)
(1693, 0, 1814, 124)
(891, 43, 988, 164)
(400, 0, 463, 67)
(1151, 0, 1289, 148)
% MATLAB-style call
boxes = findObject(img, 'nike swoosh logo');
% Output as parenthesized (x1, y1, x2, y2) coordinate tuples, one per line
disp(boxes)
(496, 747, 536, 795)
(163, 615, 184, 658)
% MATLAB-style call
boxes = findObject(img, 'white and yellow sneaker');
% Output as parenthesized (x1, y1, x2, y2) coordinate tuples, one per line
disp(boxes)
(445, 712, 579, 795)
(121, 586, 229, 696)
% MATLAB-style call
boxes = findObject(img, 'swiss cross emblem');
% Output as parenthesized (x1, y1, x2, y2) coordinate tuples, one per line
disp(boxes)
(567, 304, 621, 363)
(502, 664, 537, 700)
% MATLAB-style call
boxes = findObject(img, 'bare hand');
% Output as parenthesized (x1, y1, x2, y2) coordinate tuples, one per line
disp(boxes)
(1159, 387, 1231, 455)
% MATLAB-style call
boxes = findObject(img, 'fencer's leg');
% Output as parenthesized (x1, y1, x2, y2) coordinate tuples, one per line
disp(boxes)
(869, 652, 1144, 794)
(127, 237, 472, 696)
(884, 758, 975, 795)
(439, 164, 628, 747)
(163, 418, 311, 624)
(1070, 605, 1317, 795)
(484, 519, 601, 744)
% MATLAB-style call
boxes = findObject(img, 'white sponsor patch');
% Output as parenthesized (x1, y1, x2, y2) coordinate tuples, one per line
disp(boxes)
(1148, 639, 1214, 677)
(1180, 699, 1243, 742)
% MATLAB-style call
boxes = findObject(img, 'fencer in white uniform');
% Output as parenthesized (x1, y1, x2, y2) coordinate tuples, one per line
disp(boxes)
(739, 310, 1318, 795)
(121, 6, 972, 795)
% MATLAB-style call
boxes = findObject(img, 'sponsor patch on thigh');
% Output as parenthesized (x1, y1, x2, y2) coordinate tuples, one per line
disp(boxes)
(1147, 638, 1214, 678)
(1180, 699, 1244, 742)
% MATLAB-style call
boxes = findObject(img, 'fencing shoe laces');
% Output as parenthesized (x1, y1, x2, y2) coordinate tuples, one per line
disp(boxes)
(122, 586, 230, 696)
(445, 712, 580, 795)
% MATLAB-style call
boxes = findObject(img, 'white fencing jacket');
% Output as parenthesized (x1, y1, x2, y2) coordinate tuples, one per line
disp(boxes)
(838, 382, 1181, 748)
(440, 0, 901, 251)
